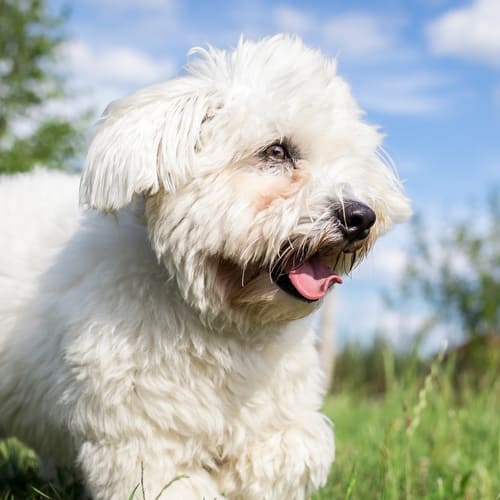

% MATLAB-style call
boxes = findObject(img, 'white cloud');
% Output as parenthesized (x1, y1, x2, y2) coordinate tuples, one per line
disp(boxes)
(83, 0, 175, 12)
(274, 5, 314, 35)
(334, 291, 427, 351)
(272, 7, 404, 60)
(332, 225, 413, 347)
(360, 89, 443, 115)
(65, 3, 450, 119)
(69, 0, 183, 67)
(376, 309, 427, 347)
(335, 285, 460, 355)
(322, 12, 399, 58)
(364, 244, 409, 281)
(354, 71, 451, 115)
(63, 40, 175, 88)
(350, 225, 410, 286)
(59, 40, 176, 117)
(271, 7, 446, 116)
(426, 0, 500, 67)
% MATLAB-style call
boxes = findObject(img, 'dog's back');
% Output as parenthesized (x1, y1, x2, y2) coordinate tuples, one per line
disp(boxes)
(0, 170, 79, 443)
(0, 170, 80, 341)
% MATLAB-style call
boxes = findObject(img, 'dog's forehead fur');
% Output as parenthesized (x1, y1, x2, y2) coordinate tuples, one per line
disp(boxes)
(190, 36, 381, 167)
(80, 35, 385, 210)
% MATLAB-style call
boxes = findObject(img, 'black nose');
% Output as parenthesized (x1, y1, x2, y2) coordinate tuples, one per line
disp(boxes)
(335, 201, 376, 242)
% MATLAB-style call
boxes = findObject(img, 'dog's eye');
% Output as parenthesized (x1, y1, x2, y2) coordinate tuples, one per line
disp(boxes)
(265, 144, 290, 161)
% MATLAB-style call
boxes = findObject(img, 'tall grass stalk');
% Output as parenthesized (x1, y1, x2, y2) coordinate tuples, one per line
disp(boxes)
(315, 340, 499, 499)
(404, 340, 447, 499)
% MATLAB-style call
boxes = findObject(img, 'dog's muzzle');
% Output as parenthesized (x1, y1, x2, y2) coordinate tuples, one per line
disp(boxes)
(271, 200, 375, 303)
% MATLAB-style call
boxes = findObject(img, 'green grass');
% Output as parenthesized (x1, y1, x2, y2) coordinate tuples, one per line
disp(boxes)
(1, 351, 499, 499)
(0, 439, 83, 499)
(314, 354, 500, 499)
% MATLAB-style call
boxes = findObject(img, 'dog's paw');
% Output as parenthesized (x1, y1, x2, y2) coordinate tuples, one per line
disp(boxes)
(229, 412, 334, 500)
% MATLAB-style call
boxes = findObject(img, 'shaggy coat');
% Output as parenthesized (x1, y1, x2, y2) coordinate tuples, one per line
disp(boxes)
(0, 36, 410, 499)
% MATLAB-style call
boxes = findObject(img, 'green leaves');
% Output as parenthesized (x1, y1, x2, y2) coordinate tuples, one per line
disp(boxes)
(398, 191, 500, 340)
(0, 0, 88, 173)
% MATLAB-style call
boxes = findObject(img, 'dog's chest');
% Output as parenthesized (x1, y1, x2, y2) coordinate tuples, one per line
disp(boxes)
(65, 317, 317, 479)
(131, 337, 290, 437)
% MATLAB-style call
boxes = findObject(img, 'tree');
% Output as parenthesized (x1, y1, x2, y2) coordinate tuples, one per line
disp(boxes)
(0, 0, 86, 173)
(396, 190, 500, 341)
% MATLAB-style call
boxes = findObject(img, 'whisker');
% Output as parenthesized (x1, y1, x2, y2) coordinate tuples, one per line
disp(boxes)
(333, 251, 342, 271)
(349, 251, 357, 273)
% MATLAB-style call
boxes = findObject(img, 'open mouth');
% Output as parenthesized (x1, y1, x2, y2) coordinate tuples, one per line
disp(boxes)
(272, 253, 343, 303)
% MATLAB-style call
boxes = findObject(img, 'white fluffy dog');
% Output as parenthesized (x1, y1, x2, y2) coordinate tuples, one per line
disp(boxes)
(0, 36, 410, 499)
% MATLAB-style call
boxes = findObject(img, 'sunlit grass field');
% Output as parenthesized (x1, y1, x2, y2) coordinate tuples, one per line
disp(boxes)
(1, 349, 499, 499)
(315, 365, 500, 499)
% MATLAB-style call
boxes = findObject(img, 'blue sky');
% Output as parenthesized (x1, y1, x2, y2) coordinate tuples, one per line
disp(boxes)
(52, 0, 500, 349)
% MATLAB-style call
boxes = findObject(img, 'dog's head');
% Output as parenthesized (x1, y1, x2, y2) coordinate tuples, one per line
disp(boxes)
(80, 35, 411, 328)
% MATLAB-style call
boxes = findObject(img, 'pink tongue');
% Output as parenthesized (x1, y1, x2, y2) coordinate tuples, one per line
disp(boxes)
(288, 254, 343, 301)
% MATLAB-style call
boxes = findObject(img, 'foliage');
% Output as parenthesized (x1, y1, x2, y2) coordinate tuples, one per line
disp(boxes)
(0, 439, 83, 499)
(0, 0, 87, 173)
(315, 347, 500, 499)
(331, 337, 424, 396)
(392, 190, 500, 341)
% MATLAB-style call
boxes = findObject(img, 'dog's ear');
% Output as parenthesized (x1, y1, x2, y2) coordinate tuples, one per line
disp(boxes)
(79, 81, 211, 211)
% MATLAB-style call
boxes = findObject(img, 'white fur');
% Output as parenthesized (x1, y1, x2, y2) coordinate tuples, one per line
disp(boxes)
(0, 36, 411, 499)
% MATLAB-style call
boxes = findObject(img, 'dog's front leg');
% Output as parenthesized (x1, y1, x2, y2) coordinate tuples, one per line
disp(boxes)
(230, 411, 334, 500)
(77, 440, 222, 500)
